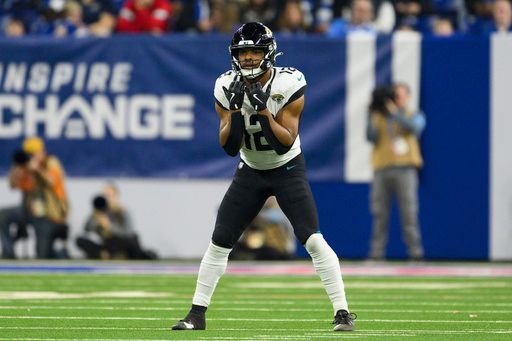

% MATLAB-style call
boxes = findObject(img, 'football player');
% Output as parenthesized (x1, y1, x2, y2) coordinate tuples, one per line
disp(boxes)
(172, 22, 355, 332)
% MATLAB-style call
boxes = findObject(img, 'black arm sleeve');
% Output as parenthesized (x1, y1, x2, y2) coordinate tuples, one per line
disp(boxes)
(222, 111, 244, 157)
(258, 115, 292, 155)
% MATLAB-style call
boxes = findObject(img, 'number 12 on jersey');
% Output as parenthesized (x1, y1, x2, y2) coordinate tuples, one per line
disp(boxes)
(243, 114, 272, 151)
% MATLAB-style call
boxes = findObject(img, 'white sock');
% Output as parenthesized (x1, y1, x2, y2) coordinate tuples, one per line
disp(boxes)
(305, 233, 349, 314)
(192, 241, 231, 307)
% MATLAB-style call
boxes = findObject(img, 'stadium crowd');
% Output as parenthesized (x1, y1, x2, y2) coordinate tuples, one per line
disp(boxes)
(0, 0, 511, 38)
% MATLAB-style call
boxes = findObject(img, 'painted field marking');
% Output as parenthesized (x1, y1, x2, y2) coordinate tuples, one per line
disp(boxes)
(2, 299, 512, 308)
(232, 281, 512, 289)
(1, 305, 512, 314)
(0, 291, 172, 300)
(0, 326, 511, 334)
(0, 315, 511, 323)
(2, 262, 512, 277)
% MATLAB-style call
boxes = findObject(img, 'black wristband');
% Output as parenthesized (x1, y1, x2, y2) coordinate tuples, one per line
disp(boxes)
(258, 115, 292, 155)
(222, 111, 244, 157)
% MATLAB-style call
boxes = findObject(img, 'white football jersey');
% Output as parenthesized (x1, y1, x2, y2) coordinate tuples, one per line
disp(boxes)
(214, 67, 307, 170)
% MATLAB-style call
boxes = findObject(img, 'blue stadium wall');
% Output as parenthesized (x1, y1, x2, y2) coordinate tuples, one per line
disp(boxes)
(0, 34, 505, 259)
(309, 36, 490, 260)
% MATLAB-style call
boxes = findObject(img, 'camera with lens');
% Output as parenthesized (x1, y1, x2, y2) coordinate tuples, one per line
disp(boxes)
(369, 85, 396, 115)
(11, 149, 31, 166)
(92, 195, 109, 212)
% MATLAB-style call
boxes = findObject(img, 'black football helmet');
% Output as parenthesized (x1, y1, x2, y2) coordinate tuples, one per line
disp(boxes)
(229, 22, 280, 79)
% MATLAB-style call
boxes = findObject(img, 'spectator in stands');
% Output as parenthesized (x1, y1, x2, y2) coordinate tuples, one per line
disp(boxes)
(54, 0, 117, 37)
(395, 15, 419, 31)
(1, 0, 45, 34)
(490, 0, 512, 32)
(429, 0, 466, 31)
(117, 0, 171, 33)
(230, 197, 296, 260)
(311, 0, 351, 33)
(466, 0, 495, 21)
(172, 0, 211, 33)
(373, 0, 396, 33)
(76, 183, 156, 259)
(276, 0, 309, 35)
(0, 137, 69, 259)
(324, 0, 395, 35)
(366, 83, 425, 261)
(77, 0, 118, 36)
(327, 0, 377, 35)
(240, 0, 278, 30)
(199, 0, 241, 34)
(53, 1, 89, 37)
(394, 0, 429, 29)
(432, 16, 455, 35)
(3, 17, 26, 36)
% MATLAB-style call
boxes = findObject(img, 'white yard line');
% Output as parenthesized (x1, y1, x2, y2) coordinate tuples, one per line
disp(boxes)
(0, 315, 511, 323)
(231, 281, 511, 289)
(0, 291, 172, 300)
(2, 299, 512, 308)
(1, 326, 511, 334)
(1, 305, 512, 314)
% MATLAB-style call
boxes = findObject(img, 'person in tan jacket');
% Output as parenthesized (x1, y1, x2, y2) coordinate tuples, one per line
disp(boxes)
(366, 83, 425, 261)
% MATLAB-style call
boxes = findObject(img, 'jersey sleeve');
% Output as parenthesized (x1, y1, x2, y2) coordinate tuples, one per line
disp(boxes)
(282, 69, 307, 107)
(214, 72, 233, 110)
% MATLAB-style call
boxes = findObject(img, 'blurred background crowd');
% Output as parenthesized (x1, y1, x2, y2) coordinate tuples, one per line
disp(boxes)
(0, 0, 511, 39)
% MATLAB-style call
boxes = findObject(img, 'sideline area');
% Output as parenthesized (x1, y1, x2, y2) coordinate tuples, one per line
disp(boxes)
(1, 260, 511, 276)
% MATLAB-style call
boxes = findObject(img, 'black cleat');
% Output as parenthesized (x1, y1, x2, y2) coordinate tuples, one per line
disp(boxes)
(332, 309, 356, 331)
(171, 311, 206, 330)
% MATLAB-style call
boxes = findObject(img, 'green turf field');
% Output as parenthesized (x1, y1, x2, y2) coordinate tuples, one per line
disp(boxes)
(0, 266, 511, 340)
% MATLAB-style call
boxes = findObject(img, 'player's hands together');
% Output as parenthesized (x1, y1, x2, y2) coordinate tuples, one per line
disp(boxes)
(222, 80, 246, 110)
(246, 82, 271, 112)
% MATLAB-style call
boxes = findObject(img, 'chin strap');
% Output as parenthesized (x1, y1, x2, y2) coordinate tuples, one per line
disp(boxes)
(241, 66, 265, 79)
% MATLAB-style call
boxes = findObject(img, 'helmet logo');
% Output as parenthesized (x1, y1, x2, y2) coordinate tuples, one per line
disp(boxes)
(238, 40, 254, 46)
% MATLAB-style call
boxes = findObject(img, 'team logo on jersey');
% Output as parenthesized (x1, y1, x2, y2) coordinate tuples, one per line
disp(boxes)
(271, 94, 285, 103)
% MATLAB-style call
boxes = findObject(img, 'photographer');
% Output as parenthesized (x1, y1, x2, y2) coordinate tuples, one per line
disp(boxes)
(0, 137, 69, 259)
(366, 83, 425, 261)
(76, 184, 156, 260)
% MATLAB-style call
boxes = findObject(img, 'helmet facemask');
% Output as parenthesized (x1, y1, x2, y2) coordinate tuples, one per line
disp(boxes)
(229, 22, 279, 79)
(230, 42, 277, 79)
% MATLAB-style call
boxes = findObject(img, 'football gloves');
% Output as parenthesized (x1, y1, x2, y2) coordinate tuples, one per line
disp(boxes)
(246, 82, 271, 112)
(222, 80, 245, 110)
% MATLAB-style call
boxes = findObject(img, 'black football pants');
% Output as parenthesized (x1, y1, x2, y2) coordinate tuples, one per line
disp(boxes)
(212, 153, 319, 248)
